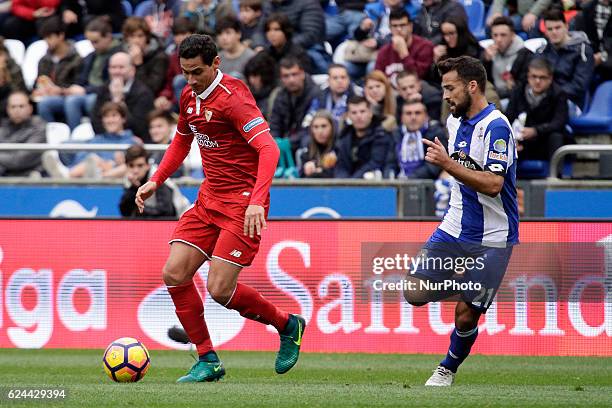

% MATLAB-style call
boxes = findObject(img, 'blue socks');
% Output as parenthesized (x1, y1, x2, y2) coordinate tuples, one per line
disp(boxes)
(199, 350, 219, 363)
(440, 327, 478, 373)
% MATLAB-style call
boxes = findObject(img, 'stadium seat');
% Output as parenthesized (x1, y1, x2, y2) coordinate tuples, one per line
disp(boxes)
(459, 0, 487, 40)
(23, 40, 49, 89)
(71, 122, 95, 141)
(134, 0, 154, 17)
(75, 39, 94, 57)
(517, 160, 549, 179)
(332, 41, 349, 65)
(4, 39, 25, 66)
(524, 37, 547, 53)
(324, 41, 333, 56)
(185, 138, 203, 178)
(312, 74, 329, 88)
(122, 0, 133, 16)
(569, 81, 612, 134)
(46, 122, 71, 145)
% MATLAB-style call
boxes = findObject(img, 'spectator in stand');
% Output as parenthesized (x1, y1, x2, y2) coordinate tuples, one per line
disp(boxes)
(1, 0, 59, 43)
(119, 144, 177, 218)
(433, 15, 481, 64)
(260, 13, 311, 73)
(147, 108, 183, 177)
(122, 16, 169, 96)
(374, 7, 433, 85)
(487, 0, 552, 38)
(42, 101, 138, 179)
(385, 99, 446, 179)
(395, 69, 441, 124)
(154, 17, 196, 112)
(263, 0, 328, 74)
(91, 51, 155, 142)
(181, 0, 234, 37)
(239, 0, 265, 49)
(59, 0, 126, 38)
(505, 57, 568, 162)
(269, 56, 321, 151)
(306, 64, 360, 129)
(574, 0, 612, 83)
(34, 16, 83, 125)
(136, 0, 182, 41)
(536, 8, 594, 109)
(413, 0, 467, 45)
(364, 70, 397, 131)
(243, 51, 277, 119)
(324, 0, 367, 48)
(216, 16, 255, 80)
(0, 91, 46, 177)
(0, 38, 27, 119)
(335, 95, 390, 179)
(296, 110, 338, 178)
(482, 16, 533, 100)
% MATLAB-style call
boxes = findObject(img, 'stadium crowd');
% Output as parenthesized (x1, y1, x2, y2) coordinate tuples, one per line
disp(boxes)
(0, 0, 610, 193)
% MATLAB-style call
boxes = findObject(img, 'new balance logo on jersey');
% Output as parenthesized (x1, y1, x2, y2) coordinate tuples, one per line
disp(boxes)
(187, 107, 193, 114)
(229, 249, 242, 258)
(189, 124, 219, 148)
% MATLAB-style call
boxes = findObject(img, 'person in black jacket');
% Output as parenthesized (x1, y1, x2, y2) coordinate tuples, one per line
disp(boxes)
(259, 13, 311, 73)
(91, 51, 155, 142)
(119, 144, 176, 218)
(574, 0, 612, 83)
(335, 95, 390, 178)
(413, 0, 467, 45)
(386, 99, 446, 179)
(269, 56, 321, 151)
(505, 58, 568, 162)
(60, 0, 126, 37)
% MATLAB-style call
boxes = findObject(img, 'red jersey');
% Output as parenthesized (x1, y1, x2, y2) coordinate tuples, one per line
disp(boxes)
(152, 70, 279, 206)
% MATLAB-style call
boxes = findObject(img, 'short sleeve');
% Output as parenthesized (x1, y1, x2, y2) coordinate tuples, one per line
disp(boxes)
(227, 85, 270, 144)
(483, 124, 513, 176)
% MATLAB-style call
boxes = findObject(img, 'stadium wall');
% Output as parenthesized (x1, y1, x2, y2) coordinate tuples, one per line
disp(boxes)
(0, 220, 610, 356)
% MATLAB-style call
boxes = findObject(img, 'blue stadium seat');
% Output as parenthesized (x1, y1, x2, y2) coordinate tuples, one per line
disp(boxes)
(459, 0, 487, 40)
(134, 0, 154, 17)
(569, 81, 612, 134)
(122, 0, 133, 17)
(517, 160, 549, 179)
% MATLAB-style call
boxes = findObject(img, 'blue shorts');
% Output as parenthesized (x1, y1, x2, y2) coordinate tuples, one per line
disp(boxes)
(412, 229, 514, 313)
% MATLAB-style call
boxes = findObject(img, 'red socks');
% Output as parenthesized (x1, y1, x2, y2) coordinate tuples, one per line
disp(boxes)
(167, 280, 213, 355)
(226, 283, 289, 332)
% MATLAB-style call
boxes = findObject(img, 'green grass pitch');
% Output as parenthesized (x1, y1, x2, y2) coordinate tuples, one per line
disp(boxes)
(0, 349, 610, 407)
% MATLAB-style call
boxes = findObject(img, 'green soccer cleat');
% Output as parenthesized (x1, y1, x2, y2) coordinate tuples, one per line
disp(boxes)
(176, 360, 225, 383)
(275, 314, 306, 374)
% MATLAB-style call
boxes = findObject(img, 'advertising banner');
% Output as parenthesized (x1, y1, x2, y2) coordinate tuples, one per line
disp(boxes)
(0, 220, 610, 356)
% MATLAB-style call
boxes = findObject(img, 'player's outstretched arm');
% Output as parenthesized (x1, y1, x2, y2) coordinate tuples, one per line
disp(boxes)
(135, 181, 158, 213)
(423, 137, 504, 197)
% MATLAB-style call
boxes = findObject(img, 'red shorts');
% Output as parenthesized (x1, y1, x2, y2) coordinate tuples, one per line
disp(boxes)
(170, 198, 267, 267)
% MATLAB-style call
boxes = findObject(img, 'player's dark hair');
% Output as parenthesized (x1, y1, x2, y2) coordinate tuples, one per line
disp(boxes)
(215, 16, 241, 35)
(125, 144, 149, 165)
(179, 34, 218, 66)
(172, 17, 197, 36)
(264, 13, 293, 42)
(542, 7, 566, 23)
(389, 7, 411, 23)
(437, 56, 487, 93)
(85, 16, 113, 36)
(148, 108, 177, 125)
(279, 55, 303, 71)
(38, 16, 65, 38)
(348, 95, 370, 107)
(240, 0, 263, 12)
(396, 69, 418, 82)
(490, 16, 515, 32)
(528, 57, 553, 76)
(100, 101, 128, 119)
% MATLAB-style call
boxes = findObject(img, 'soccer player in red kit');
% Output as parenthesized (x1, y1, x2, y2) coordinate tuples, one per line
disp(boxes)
(135, 34, 305, 382)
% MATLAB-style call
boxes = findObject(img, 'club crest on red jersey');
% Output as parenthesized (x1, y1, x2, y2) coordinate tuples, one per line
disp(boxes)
(204, 109, 213, 122)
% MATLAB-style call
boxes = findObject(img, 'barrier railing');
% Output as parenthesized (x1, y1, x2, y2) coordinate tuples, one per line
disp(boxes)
(549, 144, 612, 180)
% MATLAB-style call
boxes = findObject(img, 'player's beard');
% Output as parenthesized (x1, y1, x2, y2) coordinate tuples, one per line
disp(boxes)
(449, 89, 471, 119)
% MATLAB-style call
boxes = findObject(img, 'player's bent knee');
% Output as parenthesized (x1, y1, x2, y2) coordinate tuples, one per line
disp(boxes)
(206, 280, 234, 306)
(455, 304, 481, 331)
(162, 261, 190, 286)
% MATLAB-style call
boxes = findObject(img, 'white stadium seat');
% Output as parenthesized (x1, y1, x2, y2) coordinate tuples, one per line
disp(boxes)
(46, 122, 71, 145)
(75, 39, 94, 57)
(71, 122, 95, 141)
(4, 39, 25, 66)
(479, 39, 494, 50)
(23, 40, 49, 90)
(524, 38, 547, 53)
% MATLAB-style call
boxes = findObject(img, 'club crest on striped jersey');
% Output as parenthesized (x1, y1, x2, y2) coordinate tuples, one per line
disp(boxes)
(243, 117, 264, 132)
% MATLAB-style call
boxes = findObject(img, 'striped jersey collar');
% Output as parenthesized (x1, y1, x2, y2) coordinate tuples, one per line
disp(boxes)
(463, 103, 496, 126)
(193, 69, 223, 101)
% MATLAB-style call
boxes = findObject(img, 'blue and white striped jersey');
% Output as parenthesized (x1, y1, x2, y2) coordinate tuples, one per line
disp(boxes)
(439, 104, 519, 246)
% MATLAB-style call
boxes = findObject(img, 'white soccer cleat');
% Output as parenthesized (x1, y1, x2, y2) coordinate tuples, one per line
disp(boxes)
(425, 365, 455, 386)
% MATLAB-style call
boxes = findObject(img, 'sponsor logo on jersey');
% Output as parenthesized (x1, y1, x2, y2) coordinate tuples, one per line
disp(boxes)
(189, 124, 219, 148)
(229, 249, 242, 258)
(488, 151, 508, 162)
(451, 151, 482, 171)
(493, 139, 507, 153)
(243, 117, 265, 132)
